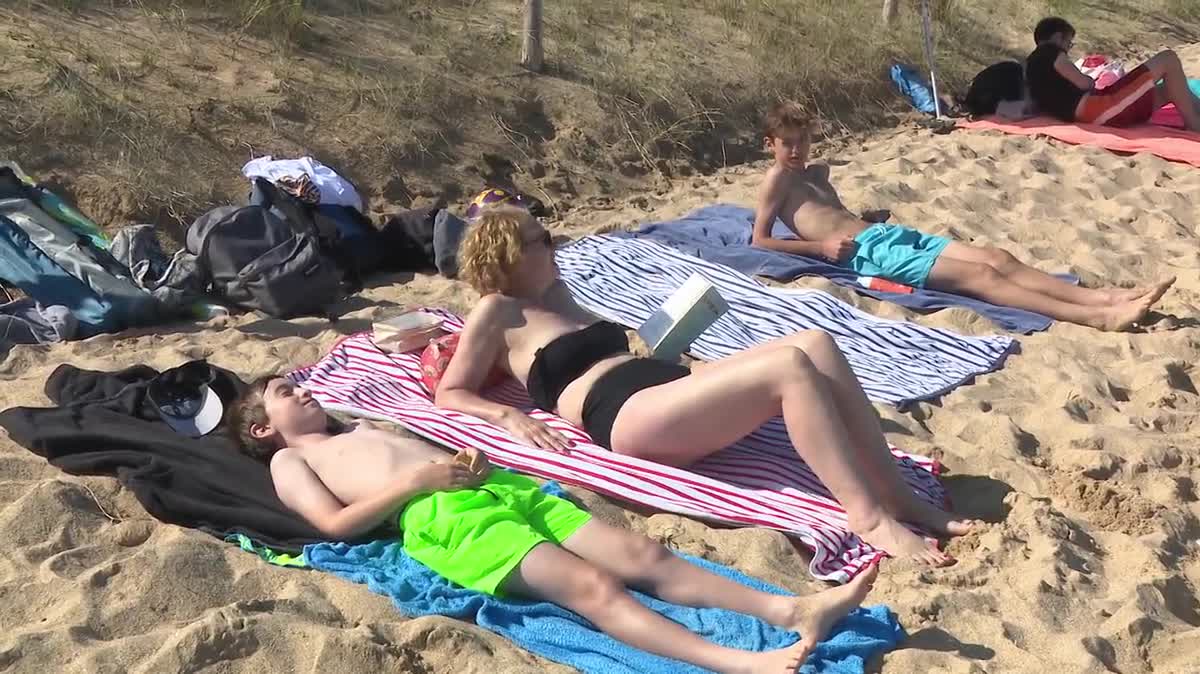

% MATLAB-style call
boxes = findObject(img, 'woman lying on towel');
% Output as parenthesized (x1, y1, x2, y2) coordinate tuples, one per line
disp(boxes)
(437, 206, 977, 566)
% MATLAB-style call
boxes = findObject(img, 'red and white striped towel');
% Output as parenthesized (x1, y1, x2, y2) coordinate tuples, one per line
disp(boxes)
(291, 310, 948, 583)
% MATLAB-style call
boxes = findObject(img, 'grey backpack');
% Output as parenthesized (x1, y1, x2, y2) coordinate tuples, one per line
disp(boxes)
(186, 205, 343, 318)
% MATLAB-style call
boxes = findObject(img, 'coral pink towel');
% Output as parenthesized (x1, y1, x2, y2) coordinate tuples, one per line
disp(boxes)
(958, 116, 1200, 167)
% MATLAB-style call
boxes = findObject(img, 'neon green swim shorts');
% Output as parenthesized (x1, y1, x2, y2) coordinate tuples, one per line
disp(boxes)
(399, 470, 592, 596)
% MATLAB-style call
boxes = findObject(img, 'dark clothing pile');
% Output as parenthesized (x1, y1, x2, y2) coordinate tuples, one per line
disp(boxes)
(0, 363, 325, 551)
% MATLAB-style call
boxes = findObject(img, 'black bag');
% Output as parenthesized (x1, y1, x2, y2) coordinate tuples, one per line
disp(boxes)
(378, 206, 441, 272)
(186, 205, 343, 318)
(248, 178, 372, 289)
(962, 61, 1026, 117)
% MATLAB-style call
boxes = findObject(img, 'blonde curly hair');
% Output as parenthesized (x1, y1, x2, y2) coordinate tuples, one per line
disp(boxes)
(459, 205, 532, 295)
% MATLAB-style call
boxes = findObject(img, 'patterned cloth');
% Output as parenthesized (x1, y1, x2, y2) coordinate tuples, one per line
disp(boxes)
(556, 235, 1016, 406)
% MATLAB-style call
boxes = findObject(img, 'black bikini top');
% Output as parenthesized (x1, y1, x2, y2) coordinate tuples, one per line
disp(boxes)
(526, 321, 630, 411)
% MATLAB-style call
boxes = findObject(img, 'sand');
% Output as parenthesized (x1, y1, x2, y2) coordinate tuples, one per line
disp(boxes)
(2, 45, 1200, 674)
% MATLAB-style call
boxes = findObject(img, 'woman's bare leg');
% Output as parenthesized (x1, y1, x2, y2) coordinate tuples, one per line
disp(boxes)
(763, 332, 976, 535)
(610, 345, 950, 565)
(505, 543, 812, 674)
(685, 331, 975, 535)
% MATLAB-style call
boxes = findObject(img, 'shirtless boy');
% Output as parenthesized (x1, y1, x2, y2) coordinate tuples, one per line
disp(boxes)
(751, 101, 1174, 331)
(230, 376, 879, 674)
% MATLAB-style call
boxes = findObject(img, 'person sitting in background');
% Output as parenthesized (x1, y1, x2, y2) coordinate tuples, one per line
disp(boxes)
(1026, 16, 1200, 130)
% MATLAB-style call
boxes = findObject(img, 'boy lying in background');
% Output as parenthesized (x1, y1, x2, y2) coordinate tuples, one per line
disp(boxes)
(751, 101, 1173, 331)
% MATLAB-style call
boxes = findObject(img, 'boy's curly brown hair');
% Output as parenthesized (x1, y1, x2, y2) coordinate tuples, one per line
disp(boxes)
(227, 375, 281, 461)
(764, 100, 813, 139)
(458, 205, 532, 295)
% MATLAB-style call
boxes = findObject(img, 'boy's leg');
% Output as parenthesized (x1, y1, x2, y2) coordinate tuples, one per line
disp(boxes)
(926, 256, 1154, 330)
(937, 242, 1146, 306)
(504, 542, 810, 674)
(560, 519, 878, 650)
(1144, 50, 1200, 130)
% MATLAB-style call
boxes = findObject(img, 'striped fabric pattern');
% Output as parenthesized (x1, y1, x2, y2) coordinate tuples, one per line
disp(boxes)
(555, 235, 1017, 406)
(291, 310, 948, 583)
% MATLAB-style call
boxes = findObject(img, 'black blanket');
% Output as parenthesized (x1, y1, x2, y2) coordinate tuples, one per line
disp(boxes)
(0, 362, 324, 551)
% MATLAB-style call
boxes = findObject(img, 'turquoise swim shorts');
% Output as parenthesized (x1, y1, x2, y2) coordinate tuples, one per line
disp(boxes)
(846, 224, 951, 288)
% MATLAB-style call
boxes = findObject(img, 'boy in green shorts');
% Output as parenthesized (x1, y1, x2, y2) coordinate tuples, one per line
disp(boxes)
(231, 375, 878, 674)
(751, 100, 1174, 331)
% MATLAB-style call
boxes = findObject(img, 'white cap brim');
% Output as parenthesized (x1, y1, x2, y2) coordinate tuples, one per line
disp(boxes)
(158, 386, 224, 438)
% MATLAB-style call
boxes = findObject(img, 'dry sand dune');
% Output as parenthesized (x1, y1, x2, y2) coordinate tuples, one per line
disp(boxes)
(2, 44, 1200, 674)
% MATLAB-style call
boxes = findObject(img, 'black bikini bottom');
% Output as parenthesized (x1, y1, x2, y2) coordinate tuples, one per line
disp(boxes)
(581, 358, 690, 450)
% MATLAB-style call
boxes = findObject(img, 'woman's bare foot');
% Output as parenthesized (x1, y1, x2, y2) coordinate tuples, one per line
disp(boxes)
(901, 497, 982, 538)
(851, 515, 952, 566)
(723, 641, 813, 674)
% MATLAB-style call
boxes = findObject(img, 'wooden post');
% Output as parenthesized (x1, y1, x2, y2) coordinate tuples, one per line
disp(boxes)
(521, 0, 544, 72)
(882, 0, 899, 25)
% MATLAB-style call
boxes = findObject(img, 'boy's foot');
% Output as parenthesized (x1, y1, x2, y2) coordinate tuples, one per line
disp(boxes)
(783, 562, 878, 644)
(1141, 277, 1176, 305)
(851, 515, 953, 566)
(1108, 287, 1148, 303)
(1106, 277, 1173, 305)
(724, 641, 813, 674)
(1104, 277, 1171, 303)
(1090, 296, 1154, 331)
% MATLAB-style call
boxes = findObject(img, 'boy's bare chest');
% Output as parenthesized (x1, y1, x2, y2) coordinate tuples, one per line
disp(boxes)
(304, 431, 446, 502)
(790, 174, 845, 210)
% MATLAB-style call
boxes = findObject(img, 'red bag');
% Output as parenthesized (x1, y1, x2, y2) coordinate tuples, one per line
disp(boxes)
(420, 332, 506, 395)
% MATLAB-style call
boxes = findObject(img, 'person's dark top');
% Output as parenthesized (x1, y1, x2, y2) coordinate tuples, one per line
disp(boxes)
(1026, 42, 1090, 121)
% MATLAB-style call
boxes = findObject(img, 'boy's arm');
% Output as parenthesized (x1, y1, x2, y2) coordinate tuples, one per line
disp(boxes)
(271, 450, 475, 539)
(751, 172, 839, 259)
(1053, 53, 1097, 91)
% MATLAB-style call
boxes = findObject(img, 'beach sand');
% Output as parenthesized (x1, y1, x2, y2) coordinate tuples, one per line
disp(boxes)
(1, 44, 1199, 674)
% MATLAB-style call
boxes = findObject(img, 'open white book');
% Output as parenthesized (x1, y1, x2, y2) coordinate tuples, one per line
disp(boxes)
(372, 311, 445, 352)
(637, 273, 729, 362)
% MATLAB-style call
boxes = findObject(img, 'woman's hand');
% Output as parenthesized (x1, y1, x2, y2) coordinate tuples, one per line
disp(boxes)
(498, 409, 573, 452)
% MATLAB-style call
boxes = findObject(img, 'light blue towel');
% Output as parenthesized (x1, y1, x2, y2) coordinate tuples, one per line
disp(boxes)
(304, 483, 904, 674)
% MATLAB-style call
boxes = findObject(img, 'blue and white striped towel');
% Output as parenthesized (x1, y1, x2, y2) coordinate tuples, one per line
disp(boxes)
(556, 235, 1016, 406)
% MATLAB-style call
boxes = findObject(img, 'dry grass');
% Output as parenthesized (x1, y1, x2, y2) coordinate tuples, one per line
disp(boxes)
(1, 0, 1198, 234)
